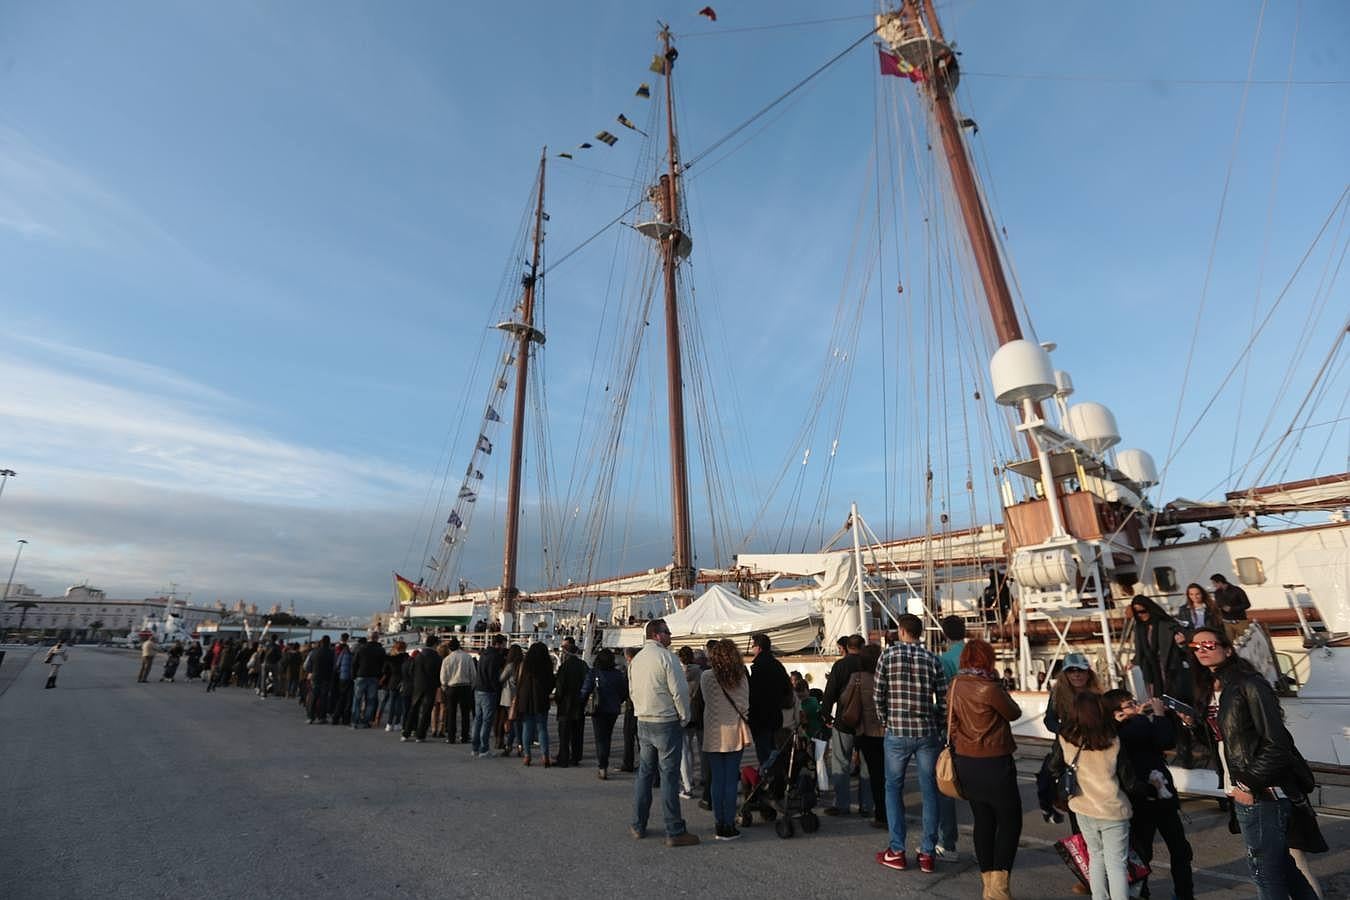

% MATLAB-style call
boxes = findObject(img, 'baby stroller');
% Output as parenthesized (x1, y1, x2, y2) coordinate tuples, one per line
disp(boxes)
(737, 727, 820, 838)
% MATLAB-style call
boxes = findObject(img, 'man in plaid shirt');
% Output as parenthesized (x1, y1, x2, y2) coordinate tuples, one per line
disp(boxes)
(872, 613, 949, 874)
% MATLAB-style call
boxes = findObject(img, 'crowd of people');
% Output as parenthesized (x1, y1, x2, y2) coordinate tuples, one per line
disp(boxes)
(131, 571, 1328, 899)
(806, 586, 1326, 900)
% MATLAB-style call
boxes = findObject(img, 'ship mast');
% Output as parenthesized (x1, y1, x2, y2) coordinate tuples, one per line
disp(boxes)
(886, 1, 1022, 343)
(640, 25, 696, 606)
(498, 149, 548, 623)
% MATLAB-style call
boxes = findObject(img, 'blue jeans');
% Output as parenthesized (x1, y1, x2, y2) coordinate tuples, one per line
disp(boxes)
(472, 690, 499, 754)
(1078, 813, 1130, 900)
(521, 713, 549, 759)
(938, 792, 958, 850)
(351, 677, 379, 726)
(752, 727, 777, 767)
(707, 749, 744, 827)
(633, 719, 687, 837)
(883, 732, 941, 855)
(377, 689, 403, 727)
(1234, 798, 1318, 899)
(829, 729, 870, 812)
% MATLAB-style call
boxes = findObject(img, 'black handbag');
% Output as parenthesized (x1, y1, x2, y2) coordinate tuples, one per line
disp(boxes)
(1287, 793, 1328, 853)
(1057, 743, 1084, 805)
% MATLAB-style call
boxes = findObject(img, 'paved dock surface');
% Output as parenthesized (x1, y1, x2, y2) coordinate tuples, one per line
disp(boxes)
(2, 646, 1347, 899)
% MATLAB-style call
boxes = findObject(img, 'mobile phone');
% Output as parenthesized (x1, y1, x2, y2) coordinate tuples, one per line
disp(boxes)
(1161, 694, 1198, 720)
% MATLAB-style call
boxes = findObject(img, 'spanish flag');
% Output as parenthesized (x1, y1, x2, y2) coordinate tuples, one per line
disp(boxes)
(394, 572, 418, 604)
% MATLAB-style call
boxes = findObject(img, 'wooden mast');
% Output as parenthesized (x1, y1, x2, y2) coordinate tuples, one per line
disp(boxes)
(656, 25, 696, 605)
(883, 2, 1039, 452)
(905, 0, 1021, 344)
(499, 148, 548, 619)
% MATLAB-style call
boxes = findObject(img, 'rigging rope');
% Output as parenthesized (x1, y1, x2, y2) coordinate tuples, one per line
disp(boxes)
(1228, 0, 1302, 487)
(1142, 0, 1270, 577)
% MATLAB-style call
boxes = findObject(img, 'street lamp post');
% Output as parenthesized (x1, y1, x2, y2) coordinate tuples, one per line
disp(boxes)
(3, 539, 30, 601)
(0, 469, 15, 507)
(3, 538, 30, 616)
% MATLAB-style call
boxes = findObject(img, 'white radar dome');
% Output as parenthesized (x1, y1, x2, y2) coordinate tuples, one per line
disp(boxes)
(990, 340, 1056, 406)
(1064, 402, 1122, 453)
(1054, 370, 1074, 398)
(1116, 448, 1159, 487)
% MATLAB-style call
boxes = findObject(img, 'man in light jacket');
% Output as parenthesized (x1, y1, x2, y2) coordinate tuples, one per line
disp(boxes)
(439, 637, 476, 746)
(136, 637, 156, 683)
(628, 619, 698, 847)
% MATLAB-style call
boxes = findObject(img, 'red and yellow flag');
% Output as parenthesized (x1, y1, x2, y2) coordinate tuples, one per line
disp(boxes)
(394, 572, 418, 604)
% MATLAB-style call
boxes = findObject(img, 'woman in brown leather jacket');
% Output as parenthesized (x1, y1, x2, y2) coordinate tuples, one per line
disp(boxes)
(949, 639, 1022, 900)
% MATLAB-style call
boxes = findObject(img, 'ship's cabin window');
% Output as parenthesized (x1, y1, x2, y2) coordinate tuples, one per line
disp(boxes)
(1153, 566, 1177, 593)
(1236, 556, 1266, 586)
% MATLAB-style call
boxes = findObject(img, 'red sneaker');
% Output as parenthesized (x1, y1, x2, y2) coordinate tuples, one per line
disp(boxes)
(876, 849, 908, 870)
(917, 852, 935, 874)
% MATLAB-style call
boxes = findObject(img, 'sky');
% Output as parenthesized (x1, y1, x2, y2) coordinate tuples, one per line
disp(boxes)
(1, 1, 1347, 614)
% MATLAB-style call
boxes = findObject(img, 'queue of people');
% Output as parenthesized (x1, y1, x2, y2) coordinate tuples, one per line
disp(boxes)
(182, 587, 1327, 900)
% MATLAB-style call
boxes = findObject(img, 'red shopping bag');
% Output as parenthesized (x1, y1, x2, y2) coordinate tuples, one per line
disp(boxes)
(1053, 832, 1151, 888)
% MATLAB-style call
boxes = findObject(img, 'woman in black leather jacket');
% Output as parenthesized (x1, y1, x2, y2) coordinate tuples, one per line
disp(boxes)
(1188, 627, 1319, 899)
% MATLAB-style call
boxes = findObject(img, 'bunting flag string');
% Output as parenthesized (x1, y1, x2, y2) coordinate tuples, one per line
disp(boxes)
(448, 510, 464, 528)
(556, 46, 676, 161)
(616, 113, 647, 137)
(486, 406, 501, 422)
(458, 487, 477, 502)
(477, 434, 493, 454)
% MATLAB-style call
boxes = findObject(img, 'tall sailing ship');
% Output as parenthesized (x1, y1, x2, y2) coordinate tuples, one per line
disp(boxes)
(394, 4, 1349, 769)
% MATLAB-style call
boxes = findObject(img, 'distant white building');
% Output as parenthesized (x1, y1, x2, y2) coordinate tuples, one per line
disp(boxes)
(0, 585, 219, 638)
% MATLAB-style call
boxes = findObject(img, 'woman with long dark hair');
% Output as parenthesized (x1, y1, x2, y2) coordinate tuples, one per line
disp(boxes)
(1049, 693, 1134, 899)
(1043, 653, 1101, 734)
(700, 639, 751, 840)
(517, 642, 555, 767)
(1175, 583, 1220, 633)
(853, 643, 887, 831)
(948, 639, 1022, 900)
(581, 648, 629, 779)
(498, 643, 524, 756)
(1128, 595, 1181, 699)
(1188, 627, 1321, 898)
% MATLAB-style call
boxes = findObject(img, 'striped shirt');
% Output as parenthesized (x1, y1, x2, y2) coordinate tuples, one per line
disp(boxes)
(872, 640, 949, 738)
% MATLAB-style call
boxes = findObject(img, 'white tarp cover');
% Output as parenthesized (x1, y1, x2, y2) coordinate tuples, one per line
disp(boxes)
(665, 584, 816, 636)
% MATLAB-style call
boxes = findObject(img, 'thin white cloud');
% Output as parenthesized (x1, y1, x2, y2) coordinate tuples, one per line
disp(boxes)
(0, 343, 421, 506)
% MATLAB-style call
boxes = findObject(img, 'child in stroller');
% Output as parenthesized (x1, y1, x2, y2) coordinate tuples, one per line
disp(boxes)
(737, 726, 820, 838)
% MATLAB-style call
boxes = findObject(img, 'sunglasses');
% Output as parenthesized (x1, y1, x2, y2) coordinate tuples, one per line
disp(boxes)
(1189, 640, 1220, 651)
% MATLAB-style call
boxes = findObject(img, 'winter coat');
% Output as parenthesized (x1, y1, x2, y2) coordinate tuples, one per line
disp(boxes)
(554, 653, 589, 719)
(748, 651, 792, 732)
(580, 667, 628, 717)
(517, 664, 555, 716)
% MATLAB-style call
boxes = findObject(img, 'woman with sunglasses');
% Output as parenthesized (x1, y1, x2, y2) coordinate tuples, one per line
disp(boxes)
(1128, 595, 1182, 700)
(1188, 627, 1320, 899)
